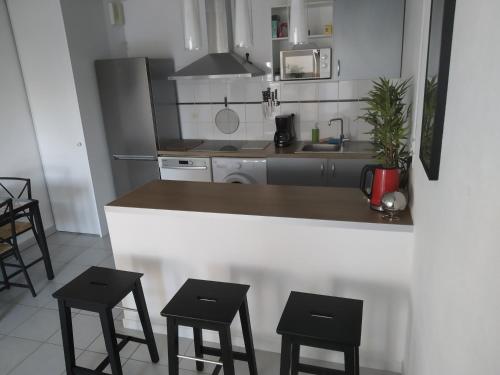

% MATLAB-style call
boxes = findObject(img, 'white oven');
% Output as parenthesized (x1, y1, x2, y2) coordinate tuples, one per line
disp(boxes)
(280, 48, 332, 81)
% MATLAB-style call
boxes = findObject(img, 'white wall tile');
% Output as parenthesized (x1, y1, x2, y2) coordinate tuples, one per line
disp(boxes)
(227, 80, 247, 102)
(245, 104, 263, 122)
(197, 104, 212, 122)
(299, 102, 318, 121)
(338, 101, 361, 140)
(180, 122, 199, 139)
(280, 102, 299, 117)
(356, 80, 374, 100)
(318, 82, 339, 100)
(179, 105, 198, 124)
(280, 83, 300, 101)
(210, 81, 228, 102)
(198, 122, 215, 139)
(194, 82, 211, 102)
(230, 122, 247, 140)
(318, 102, 338, 121)
(245, 122, 264, 140)
(230, 104, 246, 122)
(296, 121, 316, 141)
(339, 81, 356, 100)
(176, 82, 194, 102)
(297, 83, 318, 101)
(245, 81, 264, 102)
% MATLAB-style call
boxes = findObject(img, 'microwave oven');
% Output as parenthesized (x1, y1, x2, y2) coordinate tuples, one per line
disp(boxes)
(280, 48, 332, 81)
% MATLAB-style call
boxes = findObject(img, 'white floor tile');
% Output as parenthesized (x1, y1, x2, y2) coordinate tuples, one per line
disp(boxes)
(69, 247, 110, 267)
(75, 350, 114, 373)
(52, 263, 90, 285)
(131, 334, 191, 366)
(0, 336, 41, 374)
(86, 333, 140, 359)
(50, 245, 87, 264)
(65, 234, 99, 248)
(46, 232, 78, 247)
(48, 313, 102, 350)
(91, 236, 112, 250)
(98, 255, 116, 269)
(10, 308, 61, 342)
(0, 304, 38, 335)
(8, 342, 81, 375)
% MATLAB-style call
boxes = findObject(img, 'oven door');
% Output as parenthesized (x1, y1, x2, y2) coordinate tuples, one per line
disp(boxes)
(280, 49, 321, 81)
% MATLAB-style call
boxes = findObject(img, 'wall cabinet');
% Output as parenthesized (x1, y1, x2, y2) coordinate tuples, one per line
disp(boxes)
(270, 0, 405, 81)
(333, 0, 405, 80)
(267, 157, 373, 187)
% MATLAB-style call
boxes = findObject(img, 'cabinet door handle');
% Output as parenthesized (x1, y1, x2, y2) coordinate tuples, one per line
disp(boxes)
(320, 162, 325, 176)
(337, 59, 341, 78)
(331, 163, 335, 176)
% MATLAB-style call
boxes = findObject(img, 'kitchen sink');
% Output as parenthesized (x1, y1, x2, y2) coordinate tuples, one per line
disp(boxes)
(296, 143, 342, 153)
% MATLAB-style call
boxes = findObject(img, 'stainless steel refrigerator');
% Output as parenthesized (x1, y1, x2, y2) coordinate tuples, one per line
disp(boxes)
(95, 58, 181, 197)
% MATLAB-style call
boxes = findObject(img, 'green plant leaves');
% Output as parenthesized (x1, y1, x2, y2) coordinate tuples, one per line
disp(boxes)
(359, 77, 412, 169)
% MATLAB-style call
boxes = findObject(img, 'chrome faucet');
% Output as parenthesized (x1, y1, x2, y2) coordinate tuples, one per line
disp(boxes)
(328, 118, 345, 144)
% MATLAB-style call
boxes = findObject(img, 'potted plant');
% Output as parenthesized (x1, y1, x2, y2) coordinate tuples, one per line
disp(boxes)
(359, 78, 412, 211)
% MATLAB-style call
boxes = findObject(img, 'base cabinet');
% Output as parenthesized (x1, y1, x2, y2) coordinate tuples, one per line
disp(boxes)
(267, 158, 373, 188)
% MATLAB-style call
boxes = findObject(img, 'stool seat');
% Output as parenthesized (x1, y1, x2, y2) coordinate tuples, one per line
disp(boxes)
(161, 278, 250, 325)
(277, 291, 363, 346)
(53, 266, 142, 309)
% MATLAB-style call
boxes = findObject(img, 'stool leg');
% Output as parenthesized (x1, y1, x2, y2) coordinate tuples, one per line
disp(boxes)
(344, 346, 356, 375)
(239, 296, 258, 375)
(279, 336, 292, 375)
(291, 343, 300, 375)
(219, 326, 235, 375)
(193, 327, 204, 371)
(167, 317, 179, 375)
(354, 346, 360, 375)
(132, 280, 159, 363)
(58, 300, 76, 375)
(100, 309, 123, 375)
(0, 259, 9, 289)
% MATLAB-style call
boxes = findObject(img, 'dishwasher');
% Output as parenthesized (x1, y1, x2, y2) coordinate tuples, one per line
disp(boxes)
(158, 157, 212, 182)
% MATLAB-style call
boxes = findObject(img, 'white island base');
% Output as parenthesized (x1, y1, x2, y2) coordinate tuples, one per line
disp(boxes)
(106, 203, 412, 374)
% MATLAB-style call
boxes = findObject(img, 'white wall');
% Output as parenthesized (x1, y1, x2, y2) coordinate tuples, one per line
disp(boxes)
(7, 0, 102, 235)
(0, 0, 55, 233)
(403, 0, 500, 374)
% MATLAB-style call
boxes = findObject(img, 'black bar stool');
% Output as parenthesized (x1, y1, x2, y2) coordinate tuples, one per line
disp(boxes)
(161, 278, 258, 375)
(277, 291, 363, 375)
(53, 266, 159, 375)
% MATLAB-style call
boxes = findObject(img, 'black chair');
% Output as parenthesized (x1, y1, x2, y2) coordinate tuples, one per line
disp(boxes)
(277, 291, 363, 375)
(0, 198, 36, 296)
(53, 266, 159, 375)
(0, 177, 53, 281)
(161, 279, 258, 375)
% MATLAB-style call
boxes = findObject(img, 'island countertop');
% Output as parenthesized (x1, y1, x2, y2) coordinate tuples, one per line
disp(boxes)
(108, 180, 412, 227)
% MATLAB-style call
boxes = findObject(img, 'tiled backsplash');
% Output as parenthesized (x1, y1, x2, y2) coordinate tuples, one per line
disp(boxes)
(176, 79, 376, 142)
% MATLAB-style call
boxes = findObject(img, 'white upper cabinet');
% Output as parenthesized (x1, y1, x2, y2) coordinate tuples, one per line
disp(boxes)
(333, 0, 405, 80)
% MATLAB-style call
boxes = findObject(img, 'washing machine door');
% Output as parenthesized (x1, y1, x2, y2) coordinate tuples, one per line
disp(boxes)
(224, 173, 255, 184)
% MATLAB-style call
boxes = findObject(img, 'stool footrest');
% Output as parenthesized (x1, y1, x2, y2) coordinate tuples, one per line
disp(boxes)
(94, 334, 147, 373)
(201, 345, 249, 362)
(298, 363, 346, 375)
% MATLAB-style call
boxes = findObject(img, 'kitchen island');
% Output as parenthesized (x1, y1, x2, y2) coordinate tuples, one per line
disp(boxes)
(105, 181, 413, 373)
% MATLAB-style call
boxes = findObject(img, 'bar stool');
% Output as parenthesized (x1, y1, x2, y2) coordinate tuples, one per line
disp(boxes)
(161, 278, 258, 375)
(277, 291, 363, 375)
(53, 266, 159, 375)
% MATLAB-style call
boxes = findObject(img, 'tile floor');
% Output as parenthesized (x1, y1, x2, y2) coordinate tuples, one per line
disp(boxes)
(0, 232, 394, 375)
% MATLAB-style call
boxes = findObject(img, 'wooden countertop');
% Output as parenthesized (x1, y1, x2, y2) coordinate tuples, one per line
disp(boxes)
(108, 181, 413, 227)
(157, 141, 376, 160)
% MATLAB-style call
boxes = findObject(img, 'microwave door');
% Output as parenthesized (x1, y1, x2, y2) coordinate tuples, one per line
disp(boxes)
(313, 49, 320, 79)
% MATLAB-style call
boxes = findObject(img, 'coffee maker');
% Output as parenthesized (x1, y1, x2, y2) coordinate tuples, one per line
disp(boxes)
(274, 114, 295, 147)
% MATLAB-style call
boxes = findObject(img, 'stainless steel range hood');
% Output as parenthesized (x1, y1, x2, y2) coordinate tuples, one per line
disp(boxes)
(169, 0, 264, 80)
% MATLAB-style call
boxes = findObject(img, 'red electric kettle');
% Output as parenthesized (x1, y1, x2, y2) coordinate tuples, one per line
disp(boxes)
(360, 165, 400, 211)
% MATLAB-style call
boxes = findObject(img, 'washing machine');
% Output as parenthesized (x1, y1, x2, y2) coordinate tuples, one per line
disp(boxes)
(212, 158, 267, 184)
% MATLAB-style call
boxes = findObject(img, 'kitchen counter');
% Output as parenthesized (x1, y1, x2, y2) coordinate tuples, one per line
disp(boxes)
(105, 180, 414, 372)
(108, 180, 412, 227)
(157, 140, 376, 160)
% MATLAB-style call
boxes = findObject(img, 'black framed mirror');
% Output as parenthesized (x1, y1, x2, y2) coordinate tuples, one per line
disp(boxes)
(419, 0, 456, 180)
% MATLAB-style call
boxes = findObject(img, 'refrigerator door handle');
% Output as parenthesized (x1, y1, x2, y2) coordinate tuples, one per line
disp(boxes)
(113, 154, 158, 161)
